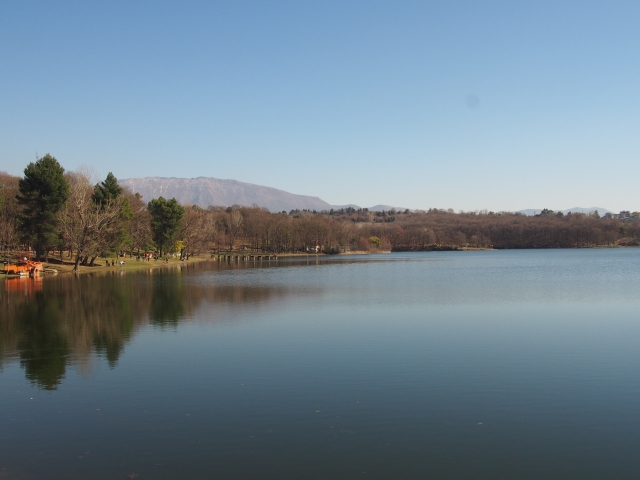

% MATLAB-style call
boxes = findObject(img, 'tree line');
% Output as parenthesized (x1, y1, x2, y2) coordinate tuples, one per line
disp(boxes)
(2, 154, 640, 270)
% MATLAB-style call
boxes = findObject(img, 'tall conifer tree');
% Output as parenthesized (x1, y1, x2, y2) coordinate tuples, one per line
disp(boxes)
(90, 172, 131, 260)
(147, 197, 184, 256)
(17, 154, 69, 260)
(92, 172, 124, 206)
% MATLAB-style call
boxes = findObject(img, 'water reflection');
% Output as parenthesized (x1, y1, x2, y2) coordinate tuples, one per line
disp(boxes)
(0, 260, 322, 390)
(1, 274, 146, 389)
(16, 292, 70, 390)
(150, 273, 186, 327)
(3, 250, 639, 392)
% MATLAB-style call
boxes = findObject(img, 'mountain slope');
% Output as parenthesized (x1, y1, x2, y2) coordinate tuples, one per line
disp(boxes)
(121, 177, 332, 212)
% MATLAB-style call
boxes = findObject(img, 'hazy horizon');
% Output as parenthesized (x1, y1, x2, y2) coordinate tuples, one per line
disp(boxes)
(121, 175, 616, 214)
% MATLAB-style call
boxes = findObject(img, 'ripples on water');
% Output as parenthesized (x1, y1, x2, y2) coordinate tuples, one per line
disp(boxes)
(1, 250, 640, 479)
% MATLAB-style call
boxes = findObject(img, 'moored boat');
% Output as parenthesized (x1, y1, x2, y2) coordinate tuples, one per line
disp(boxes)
(3, 259, 44, 277)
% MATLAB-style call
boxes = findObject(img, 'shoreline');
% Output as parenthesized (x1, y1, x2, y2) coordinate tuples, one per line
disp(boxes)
(2, 244, 634, 279)
(27, 255, 212, 276)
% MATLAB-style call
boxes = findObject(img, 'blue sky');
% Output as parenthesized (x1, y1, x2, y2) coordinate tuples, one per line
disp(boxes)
(1, 1, 638, 211)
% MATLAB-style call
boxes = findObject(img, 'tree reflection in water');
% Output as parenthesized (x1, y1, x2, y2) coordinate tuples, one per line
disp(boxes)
(1, 274, 148, 389)
(16, 292, 70, 390)
(150, 272, 186, 328)
(0, 260, 320, 390)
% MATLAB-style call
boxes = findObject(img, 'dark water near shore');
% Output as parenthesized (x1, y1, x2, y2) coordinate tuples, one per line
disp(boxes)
(1, 249, 640, 479)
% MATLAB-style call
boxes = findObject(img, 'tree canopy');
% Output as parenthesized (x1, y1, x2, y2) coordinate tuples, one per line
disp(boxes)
(2, 156, 640, 262)
(148, 197, 184, 256)
(92, 172, 124, 206)
(16, 154, 69, 260)
(91, 172, 131, 260)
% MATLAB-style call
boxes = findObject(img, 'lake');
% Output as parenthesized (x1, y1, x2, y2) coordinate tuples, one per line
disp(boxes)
(2, 249, 640, 479)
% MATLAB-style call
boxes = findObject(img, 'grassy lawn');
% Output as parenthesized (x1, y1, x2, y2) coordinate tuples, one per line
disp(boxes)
(38, 255, 210, 275)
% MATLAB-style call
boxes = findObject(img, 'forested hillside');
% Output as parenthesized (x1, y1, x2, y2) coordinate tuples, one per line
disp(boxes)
(2, 157, 639, 269)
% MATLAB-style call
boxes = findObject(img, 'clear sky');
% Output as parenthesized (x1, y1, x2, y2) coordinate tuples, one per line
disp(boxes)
(1, 1, 638, 212)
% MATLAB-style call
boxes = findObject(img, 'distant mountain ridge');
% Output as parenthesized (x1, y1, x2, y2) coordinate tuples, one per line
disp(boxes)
(120, 177, 609, 216)
(120, 177, 331, 212)
(121, 176, 408, 213)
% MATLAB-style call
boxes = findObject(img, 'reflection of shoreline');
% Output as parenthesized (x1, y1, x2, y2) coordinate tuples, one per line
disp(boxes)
(0, 261, 323, 390)
(10, 250, 388, 278)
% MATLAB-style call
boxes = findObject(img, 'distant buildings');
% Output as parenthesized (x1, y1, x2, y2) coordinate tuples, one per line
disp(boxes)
(603, 211, 640, 220)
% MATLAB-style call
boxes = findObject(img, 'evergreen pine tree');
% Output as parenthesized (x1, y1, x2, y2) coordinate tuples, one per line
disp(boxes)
(147, 197, 184, 256)
(90, 172, 131, 261)
(92, 172, 124, 206)
(17, 154, 69, 260)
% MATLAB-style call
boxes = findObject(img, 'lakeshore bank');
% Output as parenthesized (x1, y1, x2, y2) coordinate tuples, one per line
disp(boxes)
(9, 245, 630, 278)
(3, 250, 388, 277)
(4, 251, 368, 277)
(30, 255, 212, 276)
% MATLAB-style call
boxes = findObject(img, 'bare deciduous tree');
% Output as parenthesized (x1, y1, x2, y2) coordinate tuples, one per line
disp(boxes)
(225, 209, 243, 250)
(0, 172, 20, 250)
(59, 171, 127, 271)
(126, 191, 152, 253)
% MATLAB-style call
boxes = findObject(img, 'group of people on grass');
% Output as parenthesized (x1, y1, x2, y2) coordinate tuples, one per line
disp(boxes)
(105, 259, 126, 267)
(104, 252, 188, 267)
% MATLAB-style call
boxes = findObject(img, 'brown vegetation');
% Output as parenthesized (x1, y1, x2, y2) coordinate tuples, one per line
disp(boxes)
(2, 167, 640, 263)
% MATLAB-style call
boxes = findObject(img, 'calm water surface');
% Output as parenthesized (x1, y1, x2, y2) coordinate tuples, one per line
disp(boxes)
(1, 250, 640, 479)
